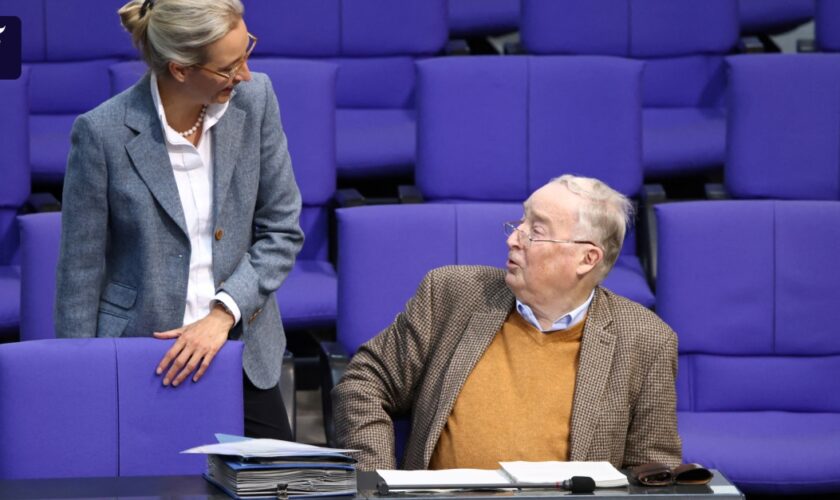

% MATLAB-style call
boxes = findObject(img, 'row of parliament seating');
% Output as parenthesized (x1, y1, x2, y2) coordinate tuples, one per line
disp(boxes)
(320, 53, 840, 494)
(0, 338, 243, 479)
(520, 0, 737, 179)
(0, 74, 29, 341)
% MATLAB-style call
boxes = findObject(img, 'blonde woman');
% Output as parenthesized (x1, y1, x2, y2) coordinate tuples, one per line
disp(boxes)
(55, 0, 303, 440)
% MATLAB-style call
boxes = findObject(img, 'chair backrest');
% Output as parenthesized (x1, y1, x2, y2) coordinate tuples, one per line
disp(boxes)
(520, 0, 738, 109)
(816, 0, 840, 52)
(726, 54, 840, 200)
(4, 0, 137, 182)
(656, 200, 840, 413)
(18, 212, 61, 340)
(0, 338, 243, 479)
(416, 56, 644, 201)
(244, 0, 447, 110)
(337, 203, 518, 355)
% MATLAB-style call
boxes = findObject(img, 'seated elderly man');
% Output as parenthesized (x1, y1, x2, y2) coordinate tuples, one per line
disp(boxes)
(333, 175, 681, 471)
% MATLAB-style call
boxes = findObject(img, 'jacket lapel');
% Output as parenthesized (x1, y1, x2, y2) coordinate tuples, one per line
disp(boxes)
(124, 76, 188, 237)
(568, 287, 616, 460)
(211, 103, 245, 224)
(422, 284, 515, 466)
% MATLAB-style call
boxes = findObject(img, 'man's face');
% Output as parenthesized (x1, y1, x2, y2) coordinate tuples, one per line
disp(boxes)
(504, 184, 591, 304)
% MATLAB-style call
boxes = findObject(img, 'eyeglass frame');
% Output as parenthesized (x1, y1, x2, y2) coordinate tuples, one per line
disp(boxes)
(194, 33, 258, 82)
(503, 221, 601, 249)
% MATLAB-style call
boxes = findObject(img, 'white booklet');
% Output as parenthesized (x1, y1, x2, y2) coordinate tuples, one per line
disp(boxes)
(377, 468, 512, 489)
(500, 461, 628, 488)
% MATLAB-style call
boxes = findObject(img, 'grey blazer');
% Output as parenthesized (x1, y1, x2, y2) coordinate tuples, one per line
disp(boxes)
(333, 266, 681, 470)
(55, 72, 304, 389)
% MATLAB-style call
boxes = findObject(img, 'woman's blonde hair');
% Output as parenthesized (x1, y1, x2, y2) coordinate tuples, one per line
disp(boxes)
(119, 0, 244, 76)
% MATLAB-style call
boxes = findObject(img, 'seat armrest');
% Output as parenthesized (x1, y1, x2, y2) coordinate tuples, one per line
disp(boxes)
(738, 35, 766, 54)
(26, 192, 61, 213)
(797, 38, 816, 53)
(319, 341, 350, 447)
(445, 39, 470, 56)
(639, 184, 667, 288)
(398, 185, 424, 204)
(704, 183, 729, 200)
(281, 351, 296, 440)
(335, 188, 367, 208)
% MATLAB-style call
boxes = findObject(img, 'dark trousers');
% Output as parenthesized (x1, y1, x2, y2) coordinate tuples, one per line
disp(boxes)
(243, 373, 293, 440)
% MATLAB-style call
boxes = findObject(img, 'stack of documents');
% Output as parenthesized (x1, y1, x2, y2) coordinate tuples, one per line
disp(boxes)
(184, 435, 358, 499)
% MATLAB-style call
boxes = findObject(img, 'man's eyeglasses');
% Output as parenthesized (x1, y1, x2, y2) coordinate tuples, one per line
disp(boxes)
(503, 221, 600, 248)
(195, 33, 257, 83)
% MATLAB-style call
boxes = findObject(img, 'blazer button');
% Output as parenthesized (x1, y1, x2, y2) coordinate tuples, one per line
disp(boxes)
(215, 229, 224, 241)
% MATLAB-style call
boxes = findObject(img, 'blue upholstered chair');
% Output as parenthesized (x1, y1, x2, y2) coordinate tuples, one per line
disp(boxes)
(415, 56, 653, 308)
(726, 54, 840, 200)
(520, 0, 739, 178)
(243, 0, 448, 180)
(0, 70, 30, 341)
(6, 0, 136, 184)
(17, 212, 61, 341)
(0, 338, 243, 479)
(656, 200, 840, 494)
(739, 0, 814, 36)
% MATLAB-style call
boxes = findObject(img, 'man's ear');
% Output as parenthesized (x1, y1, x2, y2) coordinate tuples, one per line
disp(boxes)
(576, 245, 604, 276)
(168, 61, 189, 83)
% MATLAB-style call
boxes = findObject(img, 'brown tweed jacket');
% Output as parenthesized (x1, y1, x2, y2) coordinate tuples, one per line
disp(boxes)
(333, 265, 681, 471)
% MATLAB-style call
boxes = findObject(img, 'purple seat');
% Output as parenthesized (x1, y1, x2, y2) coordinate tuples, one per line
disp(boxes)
(112, 58, 340, 332)
(0, 338, 243, 479)
(244, 0, 447, 179)
(6, 0, 136, 183)
(520, 0, 738, 178)
(0, 69, 30, 340)
(18, 213, 61, 341)
(726, 54, 840, 200)
(448, 0, 520, 38)
(739, 0, 815, 35)
(656, 200, 840, 494)
(816, 0, 840, 52)
(415, 56, 653, 308)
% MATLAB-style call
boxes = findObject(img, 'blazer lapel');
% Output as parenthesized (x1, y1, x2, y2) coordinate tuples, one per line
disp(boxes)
(568, 287, 617, 460)
(211, 103, 245, 223)
(124, 77, 188, 237)
(422, 284, 515, 466)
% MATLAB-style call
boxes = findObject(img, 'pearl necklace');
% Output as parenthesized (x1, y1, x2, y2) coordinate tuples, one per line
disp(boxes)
(176, 105, 207, 137)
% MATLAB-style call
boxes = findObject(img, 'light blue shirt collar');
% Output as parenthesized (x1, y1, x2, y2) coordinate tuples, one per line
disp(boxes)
(515, 289, 595, 333)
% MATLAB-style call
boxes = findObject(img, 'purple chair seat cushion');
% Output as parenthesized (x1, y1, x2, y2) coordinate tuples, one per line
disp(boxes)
(679, 411, 840, 494)
(276, 260, 337, 330)
(0, 266, 20, 331)
(29, 115, 77, 183)
(602, 256, 654, 308)
(18, 213, 61, 340)
(643, 108, 726, 176)
(336, 109, 415, 177)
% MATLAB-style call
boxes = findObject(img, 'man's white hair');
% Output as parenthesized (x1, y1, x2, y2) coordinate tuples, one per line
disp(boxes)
(550, 174, 634, 281)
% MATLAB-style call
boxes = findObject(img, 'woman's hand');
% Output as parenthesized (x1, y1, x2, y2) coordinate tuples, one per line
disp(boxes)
(153, 305, 235, 386)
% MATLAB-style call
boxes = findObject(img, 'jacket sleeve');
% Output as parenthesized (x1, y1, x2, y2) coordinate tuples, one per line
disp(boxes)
(54, 115, 109, 338)
(218, 76, 304, 322)
(622, 331, 683, 468)
(332, 271, 439, 470)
